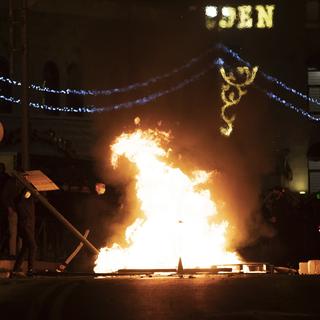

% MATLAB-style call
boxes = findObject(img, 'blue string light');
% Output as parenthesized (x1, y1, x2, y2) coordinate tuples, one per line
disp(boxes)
(1, 49, 319, 123)
(215, 58, 225, 67)
(217, 43, 320, 106)
(0, 76, 20, 86)
(1, 42, 318, 109)
(29, 101, 96, 113)
(0, 93, 96, 113)
(0, 47, 214, 96)
(264, 90, 320, 122)
(0, 63, 215, 113)
(0, 95, 20, 104)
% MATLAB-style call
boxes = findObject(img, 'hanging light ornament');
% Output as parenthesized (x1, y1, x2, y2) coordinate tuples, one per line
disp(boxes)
(219, 65, 258, 137)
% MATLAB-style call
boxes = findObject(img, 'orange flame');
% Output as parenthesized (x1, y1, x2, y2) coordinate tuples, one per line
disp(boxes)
(94, 129, 240, 273)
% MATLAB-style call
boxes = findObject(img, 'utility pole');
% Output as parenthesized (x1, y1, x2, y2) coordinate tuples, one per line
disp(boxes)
(9, 0, 30, 170)
(9, 0, 14, 78)
(21, 0, 29, 170)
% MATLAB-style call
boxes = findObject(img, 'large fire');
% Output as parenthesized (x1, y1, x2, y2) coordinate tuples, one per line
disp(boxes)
(94, 128, 240, 273)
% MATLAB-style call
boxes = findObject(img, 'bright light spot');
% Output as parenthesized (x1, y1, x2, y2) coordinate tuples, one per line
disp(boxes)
(205, 6, 218, 18)
(95, 183, 106, 195)
(24, 191, 31, 199)
(134, 117, 141, 125)
(222, 7, 232, 16)
(299, 191, 306, 195)
(215, 58, 225, 66)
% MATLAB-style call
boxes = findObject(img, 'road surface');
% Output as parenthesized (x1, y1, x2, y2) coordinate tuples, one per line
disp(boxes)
(0, 274, 320, 319)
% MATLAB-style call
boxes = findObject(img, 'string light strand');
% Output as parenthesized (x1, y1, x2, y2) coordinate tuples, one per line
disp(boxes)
(265, 90, 320, 122)
(0, 63, 215, 113)
(0, 47, 214, 96)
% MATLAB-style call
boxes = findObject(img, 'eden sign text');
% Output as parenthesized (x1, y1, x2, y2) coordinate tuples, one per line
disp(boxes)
(205, 5, 275, 30)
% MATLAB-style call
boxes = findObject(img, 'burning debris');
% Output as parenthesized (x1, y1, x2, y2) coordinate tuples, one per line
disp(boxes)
(94, 128, 240, 273)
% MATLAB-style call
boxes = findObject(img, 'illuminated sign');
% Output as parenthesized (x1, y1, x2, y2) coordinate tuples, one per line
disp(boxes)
(205, 5, 275, 29)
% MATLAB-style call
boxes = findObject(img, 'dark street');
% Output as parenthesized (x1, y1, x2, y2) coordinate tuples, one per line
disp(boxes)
(1, 1, 320, 319)
(1, 275, 320, 319)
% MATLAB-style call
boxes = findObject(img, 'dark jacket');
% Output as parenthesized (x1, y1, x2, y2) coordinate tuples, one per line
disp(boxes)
(16, 190, 35, 231)
(0, 176, 22, 211)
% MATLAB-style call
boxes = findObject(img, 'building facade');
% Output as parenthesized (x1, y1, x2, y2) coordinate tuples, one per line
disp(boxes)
(0, 0, 319, 194)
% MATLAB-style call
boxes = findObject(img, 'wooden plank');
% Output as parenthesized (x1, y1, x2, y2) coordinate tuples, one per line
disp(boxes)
(25, 170, 59, 191)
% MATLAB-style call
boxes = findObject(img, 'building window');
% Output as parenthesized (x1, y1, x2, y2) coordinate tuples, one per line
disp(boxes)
(309, 160, 320, 193)
(308, 68, 320, 113)
(306, 0, 320, 27)
(308, 142, 320, 193)
(0, 57, 12, 113)
(43, 61, 60, 115)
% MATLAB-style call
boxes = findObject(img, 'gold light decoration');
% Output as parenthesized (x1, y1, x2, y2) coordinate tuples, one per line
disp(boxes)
(219, 65, 258, 137)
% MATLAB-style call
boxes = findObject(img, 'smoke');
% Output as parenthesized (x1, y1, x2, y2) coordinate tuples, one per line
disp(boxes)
(165, 88, 277, 250)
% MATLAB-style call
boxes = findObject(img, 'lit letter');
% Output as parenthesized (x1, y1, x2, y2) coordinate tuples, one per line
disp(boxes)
(205, 6, 217, 18)
(237, 5, 253, 29)
(205, 6, 218, 30)
(256, 5, 275, 28)
(219, 6, 236, 28)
